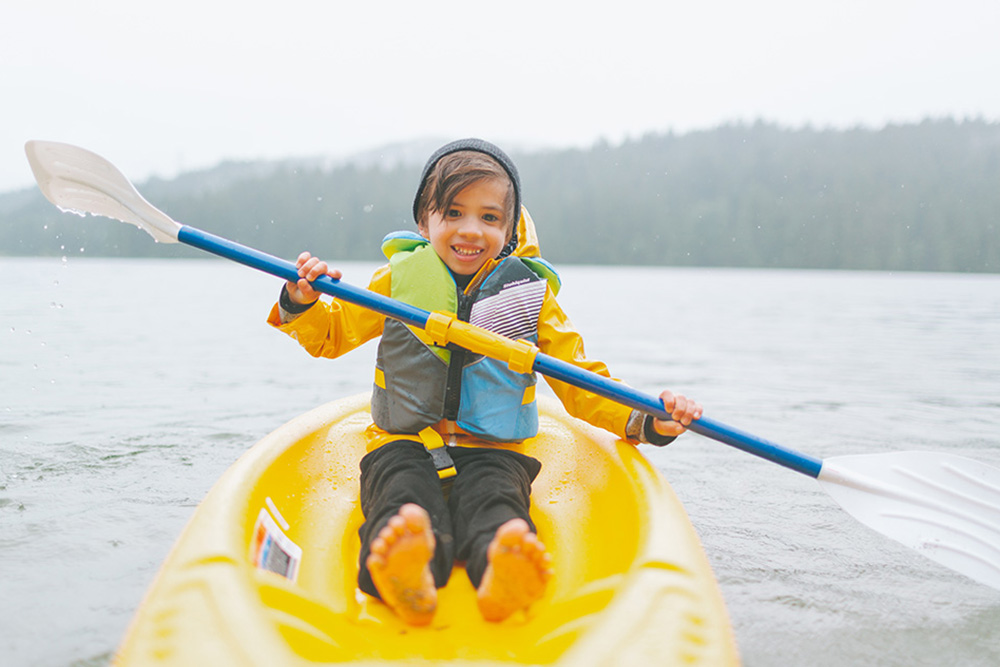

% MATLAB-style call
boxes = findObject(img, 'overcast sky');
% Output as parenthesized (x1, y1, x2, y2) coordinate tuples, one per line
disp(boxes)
(2, 0, 999, 193)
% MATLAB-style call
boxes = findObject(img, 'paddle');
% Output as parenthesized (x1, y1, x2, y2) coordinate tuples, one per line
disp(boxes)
(25, 140, 1000, 592)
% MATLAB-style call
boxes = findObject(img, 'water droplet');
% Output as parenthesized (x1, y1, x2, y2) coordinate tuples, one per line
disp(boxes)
(363, 204, 374, 213)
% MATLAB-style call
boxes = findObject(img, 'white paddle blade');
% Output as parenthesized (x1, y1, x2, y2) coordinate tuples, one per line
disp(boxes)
(818, 451, 1000, 591)
(25, 140, 181, 244)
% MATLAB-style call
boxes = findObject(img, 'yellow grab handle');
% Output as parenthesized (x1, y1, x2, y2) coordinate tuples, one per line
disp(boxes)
(425, 311, 539, 375)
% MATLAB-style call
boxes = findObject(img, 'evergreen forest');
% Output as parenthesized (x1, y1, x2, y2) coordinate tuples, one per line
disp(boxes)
(2, 119, 997, 273)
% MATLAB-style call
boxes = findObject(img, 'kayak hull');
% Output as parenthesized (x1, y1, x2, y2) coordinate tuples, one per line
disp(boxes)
(115, 394, 738, 665)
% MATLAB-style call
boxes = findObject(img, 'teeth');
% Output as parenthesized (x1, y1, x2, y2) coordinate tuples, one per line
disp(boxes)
(453, 247, 482, 256)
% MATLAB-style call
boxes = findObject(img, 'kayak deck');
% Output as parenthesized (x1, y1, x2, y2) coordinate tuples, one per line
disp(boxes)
(115, 394, 738, 665)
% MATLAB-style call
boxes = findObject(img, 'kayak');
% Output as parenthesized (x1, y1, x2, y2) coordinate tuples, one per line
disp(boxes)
(114, 394, 739, 665)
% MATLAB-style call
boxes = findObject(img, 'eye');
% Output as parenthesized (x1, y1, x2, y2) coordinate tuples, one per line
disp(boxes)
(482, 213, 502, 224)
(446, 208, 462, 218)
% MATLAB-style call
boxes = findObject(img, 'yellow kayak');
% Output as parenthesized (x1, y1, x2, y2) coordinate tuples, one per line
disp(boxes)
(115, 394, 738, 666)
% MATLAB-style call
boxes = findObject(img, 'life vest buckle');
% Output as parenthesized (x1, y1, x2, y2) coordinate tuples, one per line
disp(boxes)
(424, 311, 454, 347)
(418, 426, 457, 481)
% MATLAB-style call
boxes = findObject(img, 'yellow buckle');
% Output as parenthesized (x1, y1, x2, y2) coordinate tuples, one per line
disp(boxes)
(425, 311, 454, 346)
(507, 339, 539, 374)
(425, 311, 538, 375)
(418, 426, 456, 480)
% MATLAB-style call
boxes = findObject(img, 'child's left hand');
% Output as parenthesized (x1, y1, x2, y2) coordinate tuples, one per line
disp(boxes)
(652, 390, 703, 437)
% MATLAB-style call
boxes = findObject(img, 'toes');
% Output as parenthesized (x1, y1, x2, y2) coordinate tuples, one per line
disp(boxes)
(366, 537, 388, 571)
(399, 503, 426, 525)
(537, 552, 554, 580)
(494, 519, 529, 548)
(521, 532, 541, 555)
(377, 514, 408, 547)
(399, 505, 432, 542)
(386, 514, 406, 536)
(521, 534, 552, 576)
(489, 520, 553, 577)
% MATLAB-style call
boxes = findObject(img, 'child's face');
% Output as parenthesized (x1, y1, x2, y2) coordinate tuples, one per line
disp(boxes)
(418, 178, 512, 275)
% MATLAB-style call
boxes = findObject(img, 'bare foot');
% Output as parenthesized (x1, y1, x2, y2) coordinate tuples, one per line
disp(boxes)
(366, 503, 437, 626)
(476, 518, 553, 622)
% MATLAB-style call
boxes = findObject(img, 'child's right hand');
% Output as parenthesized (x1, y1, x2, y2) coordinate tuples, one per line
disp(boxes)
(651, 390, 703, 437)
(286, 252, 343, 304)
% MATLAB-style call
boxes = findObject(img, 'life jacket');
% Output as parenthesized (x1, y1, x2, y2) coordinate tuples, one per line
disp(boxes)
(371, 213, 559, 442)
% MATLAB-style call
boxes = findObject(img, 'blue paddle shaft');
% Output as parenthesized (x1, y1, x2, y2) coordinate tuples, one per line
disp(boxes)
(178, 225, 824, 479)
(532, 355, 823, 477)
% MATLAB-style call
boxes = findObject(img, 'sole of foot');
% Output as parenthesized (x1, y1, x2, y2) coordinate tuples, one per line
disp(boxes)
(476, 518, 553, 622)
(366, 503, 438, 626)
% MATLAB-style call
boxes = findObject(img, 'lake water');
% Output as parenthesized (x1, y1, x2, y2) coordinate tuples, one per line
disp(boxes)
(2, 257, 999, 666)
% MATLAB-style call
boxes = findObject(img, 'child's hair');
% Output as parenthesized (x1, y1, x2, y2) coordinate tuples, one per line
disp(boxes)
(415, 152, 516, 232)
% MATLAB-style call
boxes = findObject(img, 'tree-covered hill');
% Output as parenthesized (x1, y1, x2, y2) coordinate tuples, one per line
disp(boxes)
(2, 119, 998, 272)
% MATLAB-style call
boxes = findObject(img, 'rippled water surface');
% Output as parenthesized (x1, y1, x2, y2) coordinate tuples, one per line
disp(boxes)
(2, 258, 999, 666)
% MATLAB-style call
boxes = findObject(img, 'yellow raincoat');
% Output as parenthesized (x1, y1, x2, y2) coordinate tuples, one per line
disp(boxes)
(267, 209, 638, 449)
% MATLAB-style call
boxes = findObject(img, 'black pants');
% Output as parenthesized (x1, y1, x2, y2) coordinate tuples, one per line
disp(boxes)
(356, 440, 542, 598)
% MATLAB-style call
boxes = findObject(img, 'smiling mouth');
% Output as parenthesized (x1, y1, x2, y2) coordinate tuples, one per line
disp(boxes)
(452, 246, 483, 258)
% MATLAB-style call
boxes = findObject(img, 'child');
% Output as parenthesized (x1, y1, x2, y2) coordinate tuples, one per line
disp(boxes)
(268, 138, 702, 626)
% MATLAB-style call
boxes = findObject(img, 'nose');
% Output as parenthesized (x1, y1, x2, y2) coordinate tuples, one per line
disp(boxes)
(454, 214, 482, 236)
